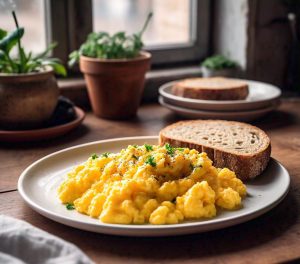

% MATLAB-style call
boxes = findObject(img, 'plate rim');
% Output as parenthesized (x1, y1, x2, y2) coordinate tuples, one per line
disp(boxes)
(18, 136, 290, 236)
(159, 96, 278, 115)
(0, 106, 85, 135)
(159, 79, 282, 105)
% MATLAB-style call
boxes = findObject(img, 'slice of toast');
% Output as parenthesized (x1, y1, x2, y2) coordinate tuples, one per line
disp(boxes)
(172, 77, 249, 100)
(159, 120, 271, 180)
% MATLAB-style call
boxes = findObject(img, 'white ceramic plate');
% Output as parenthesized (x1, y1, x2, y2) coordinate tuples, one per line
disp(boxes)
(159, 80, 281, 111)
(18, 136, 290, 237)
(159, 96, 279, 122)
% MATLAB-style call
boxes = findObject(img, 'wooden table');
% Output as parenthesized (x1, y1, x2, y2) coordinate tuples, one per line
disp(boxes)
(1, 99, 300, 264)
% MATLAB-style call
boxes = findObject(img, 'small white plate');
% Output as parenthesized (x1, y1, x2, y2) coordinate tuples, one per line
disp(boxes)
(18, 136, 290, 237)
(159, 96, 279, 122)
(159, 80, 281, 111)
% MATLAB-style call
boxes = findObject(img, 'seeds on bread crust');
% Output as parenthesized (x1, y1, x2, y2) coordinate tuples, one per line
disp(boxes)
(159, 120, 271, 180)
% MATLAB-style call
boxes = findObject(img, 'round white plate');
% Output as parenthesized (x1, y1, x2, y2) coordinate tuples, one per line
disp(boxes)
(159, 80, 281, 111)
(18, 136, 290, 237)
(159, 96, 279, 122)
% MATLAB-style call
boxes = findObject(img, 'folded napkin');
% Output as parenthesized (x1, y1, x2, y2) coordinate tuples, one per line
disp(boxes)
(0, 215, 93, 264)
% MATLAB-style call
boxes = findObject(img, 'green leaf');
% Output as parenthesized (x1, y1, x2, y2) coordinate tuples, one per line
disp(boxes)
(113, 31, 126, 41)
(201, 55, 237, 70)
(68, 50, 80, 67)
(33, 42, 57, 60)
(0, 27, 24, 54)
(0, 50, 18, 73)
(19, 47, 28, 72)
(0, 29, 7, 40)
(68, 13, 152, 61)
(41, 60, 67, 76)
(0, 50, 5, 60)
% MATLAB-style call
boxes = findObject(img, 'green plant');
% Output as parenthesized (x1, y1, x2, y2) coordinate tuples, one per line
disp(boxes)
(68, 12, 153, 66)
(0, 10, 66, 76)
(201, 55, 237, 70)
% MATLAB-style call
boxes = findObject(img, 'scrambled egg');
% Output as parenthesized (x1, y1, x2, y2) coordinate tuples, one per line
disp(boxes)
(58, 144, 246, 225)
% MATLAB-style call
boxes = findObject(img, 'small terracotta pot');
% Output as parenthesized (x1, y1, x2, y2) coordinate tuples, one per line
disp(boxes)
(0, 70, 59, 129)
(80, 51, 151, 119)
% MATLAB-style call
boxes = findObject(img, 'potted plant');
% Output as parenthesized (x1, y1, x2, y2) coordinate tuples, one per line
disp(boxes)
(0, 10, 66, 129)
(201, 55, 238, 78)
(69, 13, 152, 119)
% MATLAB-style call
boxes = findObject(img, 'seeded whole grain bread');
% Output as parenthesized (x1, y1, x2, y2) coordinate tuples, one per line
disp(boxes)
(172, 77, 249, 100)
(159, 120, 271, 180)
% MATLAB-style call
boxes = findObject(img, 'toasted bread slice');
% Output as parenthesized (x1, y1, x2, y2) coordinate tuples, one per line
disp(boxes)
(172, 77, 249, 100)
(159, 120, 271, 180)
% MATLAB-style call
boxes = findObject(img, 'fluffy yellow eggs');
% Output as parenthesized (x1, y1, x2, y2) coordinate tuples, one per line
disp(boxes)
(58, 144, 246, 225)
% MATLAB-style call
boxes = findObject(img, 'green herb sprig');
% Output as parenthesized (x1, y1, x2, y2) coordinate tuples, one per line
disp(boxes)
(101, 152, 110, 158)
(91, 153, 98, 160)
(165, 143, 175, 156)
(176, 148, 185, 152)
(68, 12, 153, 66)
(66, 203, 75, 210)
(144, 144, 153, 152)
(145, 155, 156, 167)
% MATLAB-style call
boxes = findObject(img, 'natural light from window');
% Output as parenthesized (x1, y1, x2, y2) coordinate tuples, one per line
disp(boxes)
(92, 0, 191, 47)
(0, 0, 46, 54)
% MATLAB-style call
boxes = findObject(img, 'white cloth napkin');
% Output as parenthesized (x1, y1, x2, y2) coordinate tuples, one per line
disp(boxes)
(0, 215, 93, 264)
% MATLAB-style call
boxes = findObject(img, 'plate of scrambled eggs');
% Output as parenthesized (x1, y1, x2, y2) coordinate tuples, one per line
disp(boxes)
(18, 136, 290, 236)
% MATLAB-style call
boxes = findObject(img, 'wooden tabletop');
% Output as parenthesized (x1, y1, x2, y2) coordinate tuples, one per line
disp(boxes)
(1, 99, 300, 264)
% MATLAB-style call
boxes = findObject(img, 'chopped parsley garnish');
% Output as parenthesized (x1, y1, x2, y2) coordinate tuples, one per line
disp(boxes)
(101, 152, 110, 158)
(176, 147, 185, 152)
(145, 155, 156, 167)
(133, 145, 138, 148)
(144, 144, 153, 152)
(165, 143, 175, 156)
(132, 154, 138, 160)
(91, 153, 98, 160)
(66, 203, 75, 210)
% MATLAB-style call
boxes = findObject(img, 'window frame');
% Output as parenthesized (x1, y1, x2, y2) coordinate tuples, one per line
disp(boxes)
(46, 0, 210, 68)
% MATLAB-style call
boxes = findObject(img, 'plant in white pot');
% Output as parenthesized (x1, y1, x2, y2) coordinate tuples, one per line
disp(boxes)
(68, 13, 152, 120)
(0, 9, 66, 129)
(201, 55, 238, 78)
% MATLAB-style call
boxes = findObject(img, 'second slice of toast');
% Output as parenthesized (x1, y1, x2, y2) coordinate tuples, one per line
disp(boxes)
(172, 77, 249, 100)
(159, 120, 271, 180)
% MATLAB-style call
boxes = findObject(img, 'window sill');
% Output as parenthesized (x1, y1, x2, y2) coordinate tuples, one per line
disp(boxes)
(58, 66, 202, 107)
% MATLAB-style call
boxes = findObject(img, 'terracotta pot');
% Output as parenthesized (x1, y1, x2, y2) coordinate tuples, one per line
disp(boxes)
(80, 51, 151, 119)
(0, 70, 59, 129)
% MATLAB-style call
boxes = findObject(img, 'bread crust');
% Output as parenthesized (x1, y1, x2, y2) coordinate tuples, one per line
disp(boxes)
(172, 78, 249, 100)
(159, 120, 271, 181)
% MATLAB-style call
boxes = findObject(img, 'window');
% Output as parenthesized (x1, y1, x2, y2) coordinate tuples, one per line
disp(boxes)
(2, 0, 210, 67)
(92, 0, 210, 65)
(92, 0, 191, 46)
(0, 0, 46, 54)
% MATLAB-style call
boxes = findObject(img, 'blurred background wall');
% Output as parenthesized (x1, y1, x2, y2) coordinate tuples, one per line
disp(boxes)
(213, 0, 295, 90)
